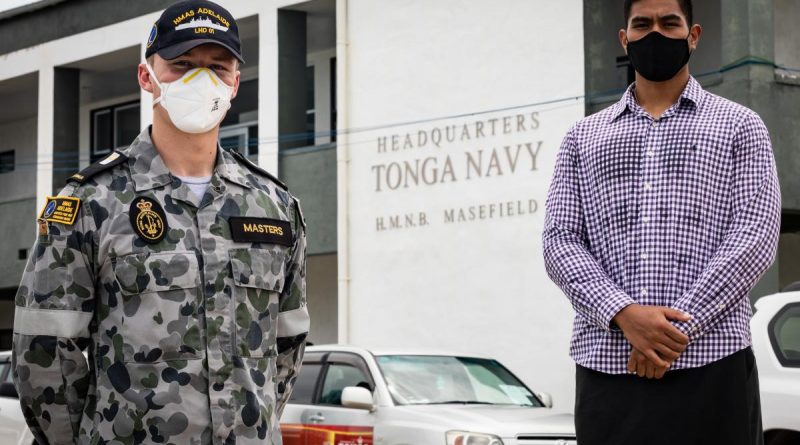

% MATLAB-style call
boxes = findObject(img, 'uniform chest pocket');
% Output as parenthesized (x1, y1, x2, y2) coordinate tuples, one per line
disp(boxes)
(112, 251, 203, 363)
(229, 248, 286, 358)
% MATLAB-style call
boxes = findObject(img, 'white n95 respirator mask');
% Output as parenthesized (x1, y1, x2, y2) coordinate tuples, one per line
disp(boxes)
(146, 64, 234, 134)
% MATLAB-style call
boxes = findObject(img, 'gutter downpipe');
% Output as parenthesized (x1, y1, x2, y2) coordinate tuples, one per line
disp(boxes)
(335, 0, 351, 345)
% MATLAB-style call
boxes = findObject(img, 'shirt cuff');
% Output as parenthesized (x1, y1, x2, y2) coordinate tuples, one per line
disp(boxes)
(671, 300, 700, 341)
(596, 290, 636, 332)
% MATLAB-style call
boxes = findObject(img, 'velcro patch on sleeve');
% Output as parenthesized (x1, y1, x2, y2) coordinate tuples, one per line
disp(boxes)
(229, 217, 293, 246)
(39, 196, 81, 225)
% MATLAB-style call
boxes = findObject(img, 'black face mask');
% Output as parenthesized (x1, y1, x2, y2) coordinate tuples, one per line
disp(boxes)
(626, 31, 692, 82)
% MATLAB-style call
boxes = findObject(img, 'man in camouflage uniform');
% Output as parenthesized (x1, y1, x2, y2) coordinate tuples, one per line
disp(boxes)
(12, 1, 308, 444)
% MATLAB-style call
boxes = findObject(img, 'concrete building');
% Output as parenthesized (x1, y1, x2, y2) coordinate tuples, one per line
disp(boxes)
(0, 0, 796, 409)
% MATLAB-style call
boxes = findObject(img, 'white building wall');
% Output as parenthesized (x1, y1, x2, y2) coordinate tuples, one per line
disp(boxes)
(0, 0, 290, 217)
(341, 0, 585, 410)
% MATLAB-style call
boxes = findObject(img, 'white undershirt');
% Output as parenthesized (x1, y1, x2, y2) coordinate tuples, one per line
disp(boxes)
(175, 175, 212, 200)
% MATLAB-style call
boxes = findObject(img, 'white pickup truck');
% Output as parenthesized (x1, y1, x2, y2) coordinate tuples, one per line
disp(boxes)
(280, 345, 577, 445)
(751, 291, 800, 445)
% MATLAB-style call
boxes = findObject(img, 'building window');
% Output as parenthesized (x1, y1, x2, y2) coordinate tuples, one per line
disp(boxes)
(91, 101, 140, 161)
(331, 57, 337, 143)
(219, 123, 259, 157)
(305, 65, 316, 147)
(0, 150, 14, 174)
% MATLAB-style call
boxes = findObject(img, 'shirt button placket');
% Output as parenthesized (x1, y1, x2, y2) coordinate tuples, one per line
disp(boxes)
(640, 118, 659, 304)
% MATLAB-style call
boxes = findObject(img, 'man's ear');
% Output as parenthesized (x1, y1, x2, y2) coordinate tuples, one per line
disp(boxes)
(231, 70, 241, 100)
(688, 24, 702, 51)
(619, 29, 629, 55)
(138, 63, 155, 94)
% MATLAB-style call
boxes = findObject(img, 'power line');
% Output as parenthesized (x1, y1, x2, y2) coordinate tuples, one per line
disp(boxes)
(3, 57, 797, 171)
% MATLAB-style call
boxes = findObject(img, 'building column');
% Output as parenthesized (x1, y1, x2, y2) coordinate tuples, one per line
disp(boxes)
(258, 6, 279, 175)
(720, 0, 779, 298)
(35, 66, 54, 218)
(335, 0, 350, 344)
(720, 0, 774, 86)
(53, 67, 80, 188)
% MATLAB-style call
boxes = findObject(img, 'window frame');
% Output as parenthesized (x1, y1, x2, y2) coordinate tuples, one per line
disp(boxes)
(219, 121, 258, 157)
(306, 352, 375, 408)
(288, 361, 324, 406)
(330, 56, 337, 142)
(304, 64, 316, 147)
(91, 100, 140, 160)
(112, 102, 142, 149)
(768, 302, 800, 368)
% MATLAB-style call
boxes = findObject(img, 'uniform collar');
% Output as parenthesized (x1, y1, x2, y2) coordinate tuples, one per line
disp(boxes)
(124, 127, 173, 192)
(216, 148, 258, 190)
(609, 75, 704, 123)
(124, 126, 255, 192)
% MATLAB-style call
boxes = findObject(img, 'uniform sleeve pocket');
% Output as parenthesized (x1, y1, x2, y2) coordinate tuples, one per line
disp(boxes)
(113, 251, 200, 295)
(229, 248, 286, 292)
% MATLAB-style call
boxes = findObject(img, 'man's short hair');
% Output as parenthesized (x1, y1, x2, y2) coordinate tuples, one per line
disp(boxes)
(624, 0, 693, 26)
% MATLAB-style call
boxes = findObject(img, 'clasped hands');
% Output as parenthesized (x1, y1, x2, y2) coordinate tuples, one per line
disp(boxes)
(612, 304, 692, 379)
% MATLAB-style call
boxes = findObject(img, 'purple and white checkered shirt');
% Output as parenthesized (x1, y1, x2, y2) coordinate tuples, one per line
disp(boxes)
(543, 76, 781, 374)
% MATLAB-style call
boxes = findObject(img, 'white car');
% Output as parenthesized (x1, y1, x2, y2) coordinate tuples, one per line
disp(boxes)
(0, 351, 36, 445)
(280, 345, 576, 445)
(752, 292, 800, 445)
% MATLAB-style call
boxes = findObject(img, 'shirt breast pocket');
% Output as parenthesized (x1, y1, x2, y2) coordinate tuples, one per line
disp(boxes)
(112, 251, 203, 363)
(663, 142, 731, 226)
(229, 247, 287, 358)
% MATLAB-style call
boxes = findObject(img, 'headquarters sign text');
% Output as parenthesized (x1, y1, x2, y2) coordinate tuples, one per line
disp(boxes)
(371, 112, 544, 231)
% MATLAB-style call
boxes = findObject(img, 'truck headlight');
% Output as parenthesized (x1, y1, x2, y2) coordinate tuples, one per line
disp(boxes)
(446, 431, 504, 445)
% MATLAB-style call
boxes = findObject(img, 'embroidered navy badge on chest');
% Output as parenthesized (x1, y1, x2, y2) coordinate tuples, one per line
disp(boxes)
(130, 197, 168, 244)
(229, 217, 293, 246)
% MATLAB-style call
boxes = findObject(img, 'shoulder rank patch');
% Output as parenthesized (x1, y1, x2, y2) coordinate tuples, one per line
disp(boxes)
(229, 217, 293, 246)
(130, 197, 168, 244)
(39, 196, 81, 225)
(229, 149, 289, 191)
(67, 151, 128, 184)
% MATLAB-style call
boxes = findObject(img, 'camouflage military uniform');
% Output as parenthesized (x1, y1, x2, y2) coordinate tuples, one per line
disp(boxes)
(12, 127, 308, 444)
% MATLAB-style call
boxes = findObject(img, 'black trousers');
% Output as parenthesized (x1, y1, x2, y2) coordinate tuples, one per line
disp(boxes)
(575, 348, 763, 445)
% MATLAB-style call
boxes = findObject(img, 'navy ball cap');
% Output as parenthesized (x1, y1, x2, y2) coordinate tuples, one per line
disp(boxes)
(145, 0, 244, 63)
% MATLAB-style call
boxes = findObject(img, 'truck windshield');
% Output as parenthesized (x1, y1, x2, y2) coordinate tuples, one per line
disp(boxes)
(375, 355, 542, 407)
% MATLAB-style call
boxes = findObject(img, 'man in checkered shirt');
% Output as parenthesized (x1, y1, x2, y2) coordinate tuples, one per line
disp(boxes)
(543, 0, 779, 444)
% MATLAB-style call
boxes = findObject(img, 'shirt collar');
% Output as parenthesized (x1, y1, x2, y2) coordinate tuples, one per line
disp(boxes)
(124, 126, 254, 192)
(609, 75, 704, 123)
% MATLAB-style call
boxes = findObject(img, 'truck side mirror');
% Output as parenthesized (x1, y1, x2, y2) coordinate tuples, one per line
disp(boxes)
(341, 386, 376, 411)
(536, 391, 553, 408)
